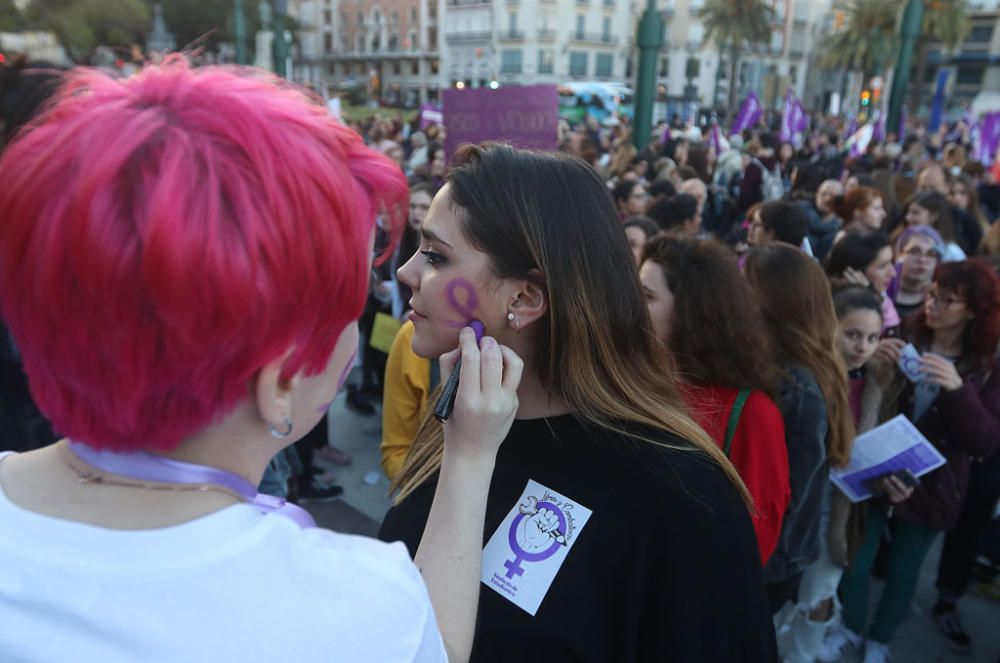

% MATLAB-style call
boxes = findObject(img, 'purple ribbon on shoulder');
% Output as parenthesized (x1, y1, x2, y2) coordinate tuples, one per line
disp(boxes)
(67, 441, 316, 528)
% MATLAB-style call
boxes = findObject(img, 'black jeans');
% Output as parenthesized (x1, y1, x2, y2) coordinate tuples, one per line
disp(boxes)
(936, 451, 1000, 601)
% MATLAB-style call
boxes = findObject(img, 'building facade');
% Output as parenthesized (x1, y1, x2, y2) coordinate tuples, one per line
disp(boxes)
(294, 0, 443, 105)
(294, 0, 832, 111)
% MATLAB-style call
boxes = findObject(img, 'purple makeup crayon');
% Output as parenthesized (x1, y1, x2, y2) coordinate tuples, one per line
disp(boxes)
(433, 319, 485, 422)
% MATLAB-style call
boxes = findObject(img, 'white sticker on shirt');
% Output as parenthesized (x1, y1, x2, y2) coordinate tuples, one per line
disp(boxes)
(481, 479, 593, 616)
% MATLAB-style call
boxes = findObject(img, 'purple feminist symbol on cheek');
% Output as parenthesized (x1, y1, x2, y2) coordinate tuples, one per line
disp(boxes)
(503, 498, 568, 579)
(444, 278, 479, 328)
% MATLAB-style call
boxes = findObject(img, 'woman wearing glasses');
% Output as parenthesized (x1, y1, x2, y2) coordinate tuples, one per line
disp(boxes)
(889, 226, 944, 321)
(831, 260, 1000, 663)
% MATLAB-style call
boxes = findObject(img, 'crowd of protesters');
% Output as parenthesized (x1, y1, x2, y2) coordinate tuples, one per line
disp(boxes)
(1, 55, 999, 662)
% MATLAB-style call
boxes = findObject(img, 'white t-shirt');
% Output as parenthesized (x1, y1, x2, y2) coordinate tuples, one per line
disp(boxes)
(0, 460, 446, 663)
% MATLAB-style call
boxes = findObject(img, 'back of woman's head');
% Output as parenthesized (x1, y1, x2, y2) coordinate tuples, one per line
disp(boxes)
(915, 260, 1000, 365)
(646, 193, 698, 231)
(826, 232, 891, 276)
(394, 143, 749, 504)
(759, 200, 809, 247)
(831, 185, 880, 222)
(0, 60, 407, 451)
(745, 244, 855, 467)
(642, 237, 777, 396)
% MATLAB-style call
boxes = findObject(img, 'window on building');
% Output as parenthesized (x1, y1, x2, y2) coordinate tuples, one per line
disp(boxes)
(357, 11, 364, 25)
(324, 9, 332, 24)
(569, 51, 588, 76)
(957, 67, 983, 85)
(389, 34, 399, 51)
(576, 14, 585, 38)
(659, 56, 669, 77)
(429, 27, 437, 48)
(968, 25, 993, 42)
(412, 60, 420, 74)
(789, 65, 797, 83)
(509, 12, 518, 32)
(625, 56, 633, 78)
(357, 34, 365, 52)
(391, 9, 399, 26)
(770, 31, 783, 53)
(596, 53, 613, 77)
(538, 49, 554, 73)
(324, 33, 333, 52)
(410, 30, 419, 50)
(602, 17, 611, 40)
(501, 49, 523, 73)
(411, 8, 418, 23)
(393, 61, 401, 74)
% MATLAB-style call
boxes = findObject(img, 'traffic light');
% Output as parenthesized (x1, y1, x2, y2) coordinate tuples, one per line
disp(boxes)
(860, 90, 871, 106)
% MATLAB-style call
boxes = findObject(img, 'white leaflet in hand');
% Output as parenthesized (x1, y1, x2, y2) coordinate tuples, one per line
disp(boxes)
(898, 343, 923, 382)
(481, 479, 593, 616)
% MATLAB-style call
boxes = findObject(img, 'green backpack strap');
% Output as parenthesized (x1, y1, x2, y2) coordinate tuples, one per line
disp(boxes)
(723, 389, 751, 457)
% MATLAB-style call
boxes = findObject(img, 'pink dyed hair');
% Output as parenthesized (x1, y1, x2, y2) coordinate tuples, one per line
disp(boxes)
(0, 59, 407, 451)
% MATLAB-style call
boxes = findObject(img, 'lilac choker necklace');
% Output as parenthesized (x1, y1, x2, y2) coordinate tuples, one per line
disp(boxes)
(63, 441, 316, 528)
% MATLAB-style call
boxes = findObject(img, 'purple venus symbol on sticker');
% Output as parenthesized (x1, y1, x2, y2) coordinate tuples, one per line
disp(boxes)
(503, 498, 568, 579)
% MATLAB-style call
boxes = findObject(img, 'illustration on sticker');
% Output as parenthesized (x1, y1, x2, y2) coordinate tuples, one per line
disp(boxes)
(504, 496, 568, 578)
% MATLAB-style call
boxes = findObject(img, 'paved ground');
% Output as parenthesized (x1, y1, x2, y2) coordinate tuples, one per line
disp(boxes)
(306, 389, 1000, 663)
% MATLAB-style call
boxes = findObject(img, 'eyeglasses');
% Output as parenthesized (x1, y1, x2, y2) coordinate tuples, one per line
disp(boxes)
(926, 290, 966, 308)
(903, 247, 940, 260)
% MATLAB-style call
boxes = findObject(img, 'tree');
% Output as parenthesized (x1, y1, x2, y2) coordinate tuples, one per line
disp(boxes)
(700, 0, 774, 123)
(910, 0, 970, 112)
(24, 0, 150, 63)
(0, 0, 26, 31)
(821, 0, 898, 83)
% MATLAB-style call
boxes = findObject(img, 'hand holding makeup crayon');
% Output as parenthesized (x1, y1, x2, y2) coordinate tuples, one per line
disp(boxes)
(435, 322, 523, 459)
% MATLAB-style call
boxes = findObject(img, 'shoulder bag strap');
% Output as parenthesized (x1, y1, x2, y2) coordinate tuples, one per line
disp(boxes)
(723, 389, 752, 457)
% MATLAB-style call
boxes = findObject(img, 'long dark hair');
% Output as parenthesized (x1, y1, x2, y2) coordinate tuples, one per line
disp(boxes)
(826, 232, 891, 277)
(745, 244, 856, 468)
(642, 237, 778, 398)
(393, 143, 749, 505)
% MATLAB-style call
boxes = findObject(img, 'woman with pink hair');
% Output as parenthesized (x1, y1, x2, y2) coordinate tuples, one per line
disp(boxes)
(0, 60, 521, 661)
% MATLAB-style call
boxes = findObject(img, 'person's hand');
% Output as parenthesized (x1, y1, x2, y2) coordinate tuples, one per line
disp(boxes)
(874, 337, 906, 365)
(519, 508, 560, 553)
(842, 267, 871, 288)
(881, 475, 915, 504)
(439, 326, 523, 461)
(921, 353, 963, 391)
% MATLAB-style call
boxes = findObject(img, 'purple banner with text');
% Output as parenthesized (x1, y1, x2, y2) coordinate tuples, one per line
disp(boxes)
(443, 85, 559, 158)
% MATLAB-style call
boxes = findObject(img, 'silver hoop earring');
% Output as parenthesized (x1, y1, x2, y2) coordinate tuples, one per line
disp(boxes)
(507, 312, 515, 321)
(269, 418, 293, 439)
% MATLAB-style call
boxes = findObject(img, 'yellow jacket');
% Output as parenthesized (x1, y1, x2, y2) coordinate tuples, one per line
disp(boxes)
(380, 320, 432, 480)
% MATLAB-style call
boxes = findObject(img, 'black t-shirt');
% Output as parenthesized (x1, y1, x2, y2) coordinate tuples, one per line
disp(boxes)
(379, 415, 776, 662)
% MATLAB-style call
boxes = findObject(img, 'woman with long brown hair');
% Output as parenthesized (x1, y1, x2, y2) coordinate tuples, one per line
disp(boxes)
(380, 143, 775, 661)
(744, 244, 856, 615)
(640, 237, 789, 564)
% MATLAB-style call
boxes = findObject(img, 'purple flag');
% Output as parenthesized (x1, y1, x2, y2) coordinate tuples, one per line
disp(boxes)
(660, 124, 672, 145)
(730, 92, 763, 136)
(418, 103, 443, 130)
(872, 112, 886, 144)
(779, 88, 808, 144)
(708, 119, 729, 154)
(844, 115, 858, 143)
(974, 111, 1000, 165)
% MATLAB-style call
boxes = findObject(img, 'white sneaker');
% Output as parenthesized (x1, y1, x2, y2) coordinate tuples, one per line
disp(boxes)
(816, 624, 863, 662)
(862, 640, 890, 663)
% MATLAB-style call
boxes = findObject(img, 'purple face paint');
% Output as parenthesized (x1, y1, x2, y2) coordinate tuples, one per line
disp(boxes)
(433, 317, 486, 422)
(444, 278, 480, 329)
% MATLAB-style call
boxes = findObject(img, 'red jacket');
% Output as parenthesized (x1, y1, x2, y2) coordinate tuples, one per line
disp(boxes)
(684, 384, 791, 565)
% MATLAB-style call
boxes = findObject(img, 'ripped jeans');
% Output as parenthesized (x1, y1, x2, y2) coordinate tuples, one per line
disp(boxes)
(780, 484, 843, 663)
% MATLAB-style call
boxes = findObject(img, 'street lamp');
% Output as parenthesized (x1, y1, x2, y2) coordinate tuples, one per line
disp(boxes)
(632, 0, 664, 150)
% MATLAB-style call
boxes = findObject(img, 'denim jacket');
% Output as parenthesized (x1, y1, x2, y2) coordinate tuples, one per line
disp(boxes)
(763, 364, 830, 583)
